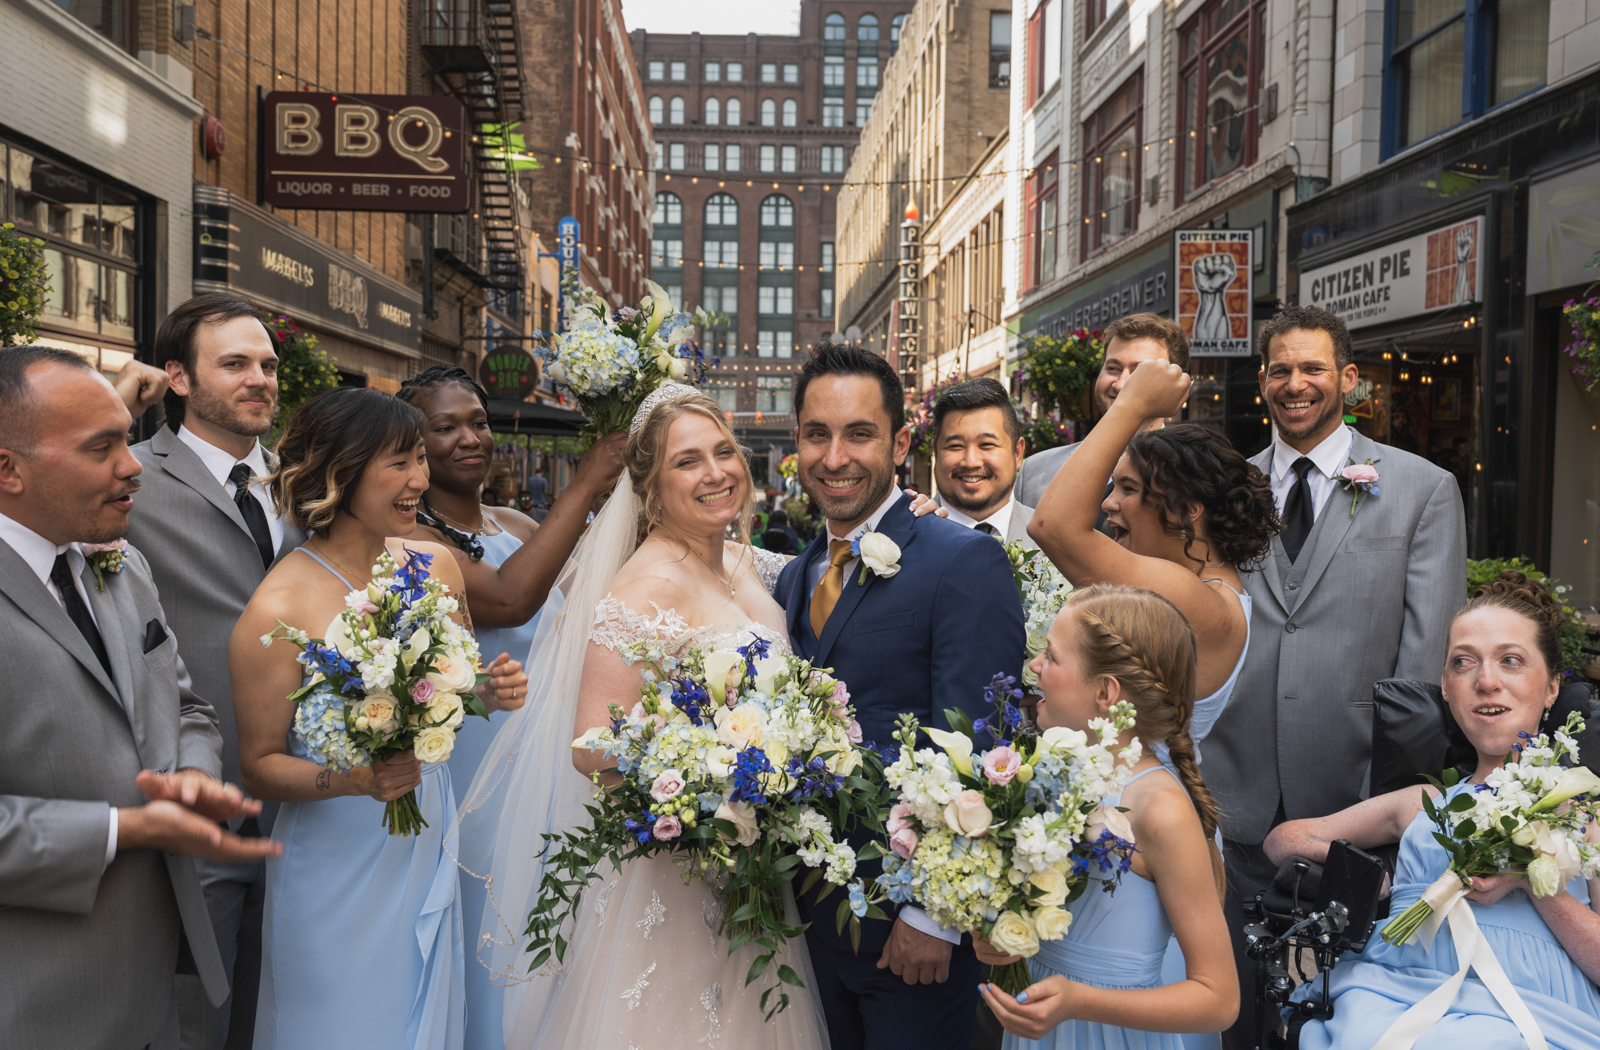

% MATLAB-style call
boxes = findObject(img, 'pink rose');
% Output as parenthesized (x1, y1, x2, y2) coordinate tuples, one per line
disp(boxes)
(982, 746, 1022, 786)
(410, 678, 437, 705)
(652, 814, 682, 840)
(353, 599, 379, 615)
(829, 681, 851, 717)
(886, 801, 915, 837)
(943, 789, 994, 837)
(1341, 464, 1379, 485)
(617, 306, 639, 320)
(80, 539, 127, 554)
(629, 703, 667, 734)
(845, 719, 863, 744)
(889, 827, 920, 859)
(650, 769, 686, 803)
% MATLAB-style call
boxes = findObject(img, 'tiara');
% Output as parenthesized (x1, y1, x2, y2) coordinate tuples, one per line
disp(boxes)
(629, 382, 702, 434)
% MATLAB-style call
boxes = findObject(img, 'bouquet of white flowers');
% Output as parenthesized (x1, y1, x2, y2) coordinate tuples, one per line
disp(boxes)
(875, 676, 1141, 993)
(1381, 711, 1600, 946)
(530, 638, 888, 1017)
(261, 548, 489, 835)
(1003, 542, 1074, 691)
(536, 279, 718, 434)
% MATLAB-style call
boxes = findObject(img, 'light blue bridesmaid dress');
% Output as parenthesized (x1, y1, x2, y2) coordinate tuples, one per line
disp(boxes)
(1006, 765, 1190, 1050)
(454, 528, 546, 1050)
(255, 547, 465, 1050)
(1293, 782, 1600, 1050)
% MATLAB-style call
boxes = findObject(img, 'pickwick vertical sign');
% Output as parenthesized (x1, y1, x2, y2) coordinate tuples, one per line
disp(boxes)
(262, 92, 469, 212)
(1298, 216, 1482, 329)
(1174, 229, 1253, 355)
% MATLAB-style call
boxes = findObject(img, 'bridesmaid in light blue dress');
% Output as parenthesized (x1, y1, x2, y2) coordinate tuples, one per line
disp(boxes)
(980, 586, 1240, 1049)
(1265, 571, 1600, 1050)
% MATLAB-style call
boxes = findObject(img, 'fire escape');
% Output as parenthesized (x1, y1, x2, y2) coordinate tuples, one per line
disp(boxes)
(418, 0, 524, 292)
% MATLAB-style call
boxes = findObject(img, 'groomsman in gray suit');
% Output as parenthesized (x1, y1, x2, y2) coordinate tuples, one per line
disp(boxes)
(1013, 312, 1190, 508)
(929, 378, 1036, 546)
(0, 347, 278, 1050)
(1205, 305, 1467, 1048)
(126, 293, 306, 1050)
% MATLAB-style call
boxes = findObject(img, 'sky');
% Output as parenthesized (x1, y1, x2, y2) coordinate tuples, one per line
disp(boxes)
(619, 0, 803, 36)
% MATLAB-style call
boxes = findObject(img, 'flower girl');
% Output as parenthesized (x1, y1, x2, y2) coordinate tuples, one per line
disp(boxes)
(977, 585, 1238, 1048)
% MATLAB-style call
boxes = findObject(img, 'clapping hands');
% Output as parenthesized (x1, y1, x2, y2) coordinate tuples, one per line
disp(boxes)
(119, 769, 282, 863)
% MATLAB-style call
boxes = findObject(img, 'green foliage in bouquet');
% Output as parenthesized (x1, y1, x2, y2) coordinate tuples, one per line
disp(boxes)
(0, 222, 50, 347)
(1017, 329, 1104, 424)
(261, 312, 341, 436)
(1466, 558, 1591, 679)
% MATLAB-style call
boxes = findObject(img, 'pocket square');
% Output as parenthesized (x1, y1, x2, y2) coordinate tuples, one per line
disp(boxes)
(142, 618, 169, 654)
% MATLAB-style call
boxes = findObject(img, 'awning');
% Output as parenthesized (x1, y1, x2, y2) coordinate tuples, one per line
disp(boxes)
(486, 397, 589, 436)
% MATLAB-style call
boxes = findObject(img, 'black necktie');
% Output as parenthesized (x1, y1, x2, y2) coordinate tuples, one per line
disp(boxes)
(1281, 457, 1317, 563)
(51, 553, 112, 678)
(230, 463, 276, 570)
(975, 521, 998, 536)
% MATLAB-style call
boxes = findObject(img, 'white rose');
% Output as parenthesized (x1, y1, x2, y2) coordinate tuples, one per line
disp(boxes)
(413, 726, 455, 764)
(714, 705, 767, 749)
(1031, 905, 1073, 941)
(1526, 854, 1564, 897)
(1086, 804, 1135, 845)
(426, 650, 479, 694)
(428, 693, 465, 729)
(714, 799, 761, 847)
(821, 731, 861, 775)
(1027, 867, 1069, 908)
(702, 649, 745, 704)
(987, 910, 1040, 958)
(856, 531, 901, 578)
(357, 696, 399, 733)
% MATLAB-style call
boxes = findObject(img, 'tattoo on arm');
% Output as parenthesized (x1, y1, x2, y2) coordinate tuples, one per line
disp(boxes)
(315, 768, 333, 792)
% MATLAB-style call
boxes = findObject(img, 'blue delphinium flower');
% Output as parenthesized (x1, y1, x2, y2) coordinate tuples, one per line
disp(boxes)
(787, 756, 845, 800)
(669, 676, 710, 725)
(730, 747, 775, 804)
(624, 812, 656, 844)
(737, 636, 771, 680)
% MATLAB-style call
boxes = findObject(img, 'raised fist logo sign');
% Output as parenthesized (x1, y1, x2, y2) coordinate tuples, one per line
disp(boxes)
(1452, 224, 1475, 303)
(1192, 252, 1237, 343)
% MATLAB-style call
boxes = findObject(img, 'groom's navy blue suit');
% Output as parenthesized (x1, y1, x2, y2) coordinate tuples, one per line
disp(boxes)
(776, 491, 1025, 1050)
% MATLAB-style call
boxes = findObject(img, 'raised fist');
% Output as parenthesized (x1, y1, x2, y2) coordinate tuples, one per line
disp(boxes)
(1452, 225, 1475, 303)
(1192, 252, 1237, 343)
(1193, 252, 1237, 294)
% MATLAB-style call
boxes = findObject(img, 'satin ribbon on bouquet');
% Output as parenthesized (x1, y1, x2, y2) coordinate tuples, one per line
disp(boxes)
(1368, 873, 1547, 1050)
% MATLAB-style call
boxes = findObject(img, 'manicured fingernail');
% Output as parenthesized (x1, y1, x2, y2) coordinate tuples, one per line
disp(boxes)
(1016, 991, 1029, 1003)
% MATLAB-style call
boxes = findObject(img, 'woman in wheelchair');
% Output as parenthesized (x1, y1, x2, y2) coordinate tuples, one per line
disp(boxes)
(1264, 570, 1600, 1050)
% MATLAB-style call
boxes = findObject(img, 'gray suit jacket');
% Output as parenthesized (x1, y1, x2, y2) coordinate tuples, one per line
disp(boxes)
(1205, 428, 1468, 845)
(1006, 502, 1037, 547)
(0, 542, 228, 1049)
(129, 426, 305, 814)
(1014, 440, 1081, 508)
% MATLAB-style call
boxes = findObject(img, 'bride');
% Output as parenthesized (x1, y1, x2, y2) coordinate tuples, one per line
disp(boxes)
(453, 384, 829, 1049)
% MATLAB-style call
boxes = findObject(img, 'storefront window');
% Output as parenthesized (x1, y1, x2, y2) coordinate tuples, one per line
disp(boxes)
(1343, 338, 1478, 505)
(1550, 324, 1600, 615)
(1083, 78, 1141, 255)
(1177, 0, 1261, 201)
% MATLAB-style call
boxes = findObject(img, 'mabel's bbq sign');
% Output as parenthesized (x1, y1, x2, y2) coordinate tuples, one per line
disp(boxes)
(263, 92, 468, 212)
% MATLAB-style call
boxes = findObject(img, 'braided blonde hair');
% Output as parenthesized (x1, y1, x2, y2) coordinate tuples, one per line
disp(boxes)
(1063, 584, 1226, 898)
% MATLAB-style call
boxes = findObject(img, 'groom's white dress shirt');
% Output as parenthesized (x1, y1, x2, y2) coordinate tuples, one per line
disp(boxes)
(176, 424, 285, 551)
(808, 484, 961, 945)
(1268, 424, 1353, 519)
(942, 497, 1014, 537)
(0, 510, 119, 865)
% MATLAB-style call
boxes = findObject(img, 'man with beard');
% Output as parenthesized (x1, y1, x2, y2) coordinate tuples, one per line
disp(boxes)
(774, 344, 1025, 1050)
(127, 293, 306, 1050)
(1205, 305, 1466, 1049)
(929, 378, 1035, 547)
(0, 346, 278, 1050)
(1013, 312, 1189, 508)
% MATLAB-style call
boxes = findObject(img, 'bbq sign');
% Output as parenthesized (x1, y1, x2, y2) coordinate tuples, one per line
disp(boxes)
(263, 92, 468, 212)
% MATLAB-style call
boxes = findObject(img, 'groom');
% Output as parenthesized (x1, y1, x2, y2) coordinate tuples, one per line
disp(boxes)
(776, 344, 1026, 1050)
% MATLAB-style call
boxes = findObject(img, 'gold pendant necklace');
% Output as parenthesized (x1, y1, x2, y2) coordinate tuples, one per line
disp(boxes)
(688, 544, 737, 598)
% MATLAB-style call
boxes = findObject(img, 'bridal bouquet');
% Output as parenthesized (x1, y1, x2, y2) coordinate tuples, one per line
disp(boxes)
(1380, 711, 1600, 946)
(875, 675, 1141, 993)
(537, 279, 717, 434)
(532, 638, 887, 1017)
(261, 548, 489, 835)
(1003, 542, 1074, 691)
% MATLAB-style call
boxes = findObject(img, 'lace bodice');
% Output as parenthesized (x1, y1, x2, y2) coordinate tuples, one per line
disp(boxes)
(588, 545, 792, 657)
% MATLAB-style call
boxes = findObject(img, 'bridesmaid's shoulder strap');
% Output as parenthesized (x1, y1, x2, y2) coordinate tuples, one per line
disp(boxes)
(294, 546, 356, 590)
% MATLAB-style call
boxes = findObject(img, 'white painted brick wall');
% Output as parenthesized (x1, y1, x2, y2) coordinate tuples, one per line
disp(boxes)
(0, 0, 202, 314)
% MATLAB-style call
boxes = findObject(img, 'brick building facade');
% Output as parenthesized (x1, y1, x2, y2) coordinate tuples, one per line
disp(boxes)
(628, 0, 913, 475)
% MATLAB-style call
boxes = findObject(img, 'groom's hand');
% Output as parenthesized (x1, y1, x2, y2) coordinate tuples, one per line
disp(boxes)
(877, 917, 953, 985)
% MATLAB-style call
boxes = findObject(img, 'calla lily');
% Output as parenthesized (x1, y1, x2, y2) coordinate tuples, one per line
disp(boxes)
(1532, 766, 1600, 812)
(639, 279, 675, 345)
(402, 628, 431, 672)
(925, 726, 975, 776)
(702, 649, 744, 705)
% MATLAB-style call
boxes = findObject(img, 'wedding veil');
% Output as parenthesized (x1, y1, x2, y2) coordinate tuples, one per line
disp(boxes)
(449, 465, 642, 1036)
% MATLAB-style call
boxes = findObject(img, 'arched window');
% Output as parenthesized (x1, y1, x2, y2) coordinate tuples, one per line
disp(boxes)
(705, 193, 739, 226)
(760, 99, 777, 126)
(891, 14, 905, 46)
(704, 97, 720, 125)
(648, 96, 664, 124)
(669, 96, 685, 124)
(781, 99, 797, 127)
(726, 97, 743, 125)
(759, 194, 794, 227)
(858, 13, 879, 42)
(653, 192, 683, 226)
(824, 12, 846, 41)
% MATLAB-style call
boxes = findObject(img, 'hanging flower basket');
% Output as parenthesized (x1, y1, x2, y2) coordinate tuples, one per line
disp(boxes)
(0, 222, 50, 348)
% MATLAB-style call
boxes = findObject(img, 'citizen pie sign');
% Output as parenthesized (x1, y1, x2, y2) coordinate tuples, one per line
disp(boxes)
(1298, 216, 1483, 329)
(263, 92, 468, 212)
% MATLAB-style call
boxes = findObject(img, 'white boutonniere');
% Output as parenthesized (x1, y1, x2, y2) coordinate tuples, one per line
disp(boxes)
(1335, 458, 1381, 516)
(80, 539, 128, 591)
(851, 528, 901, 585)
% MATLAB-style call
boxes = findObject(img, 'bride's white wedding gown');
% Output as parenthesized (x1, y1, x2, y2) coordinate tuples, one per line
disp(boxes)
(503, 549, 831, 1049)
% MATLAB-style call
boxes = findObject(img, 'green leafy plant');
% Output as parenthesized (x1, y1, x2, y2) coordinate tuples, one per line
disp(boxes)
(1466, 558, 1593, 680)
(261, 311, 341, 434)
(0, 222, 50, 347)
(1561, 257, 1600, 391)
(1016, 328, 1104, 423)
(907, 372, 972, 460)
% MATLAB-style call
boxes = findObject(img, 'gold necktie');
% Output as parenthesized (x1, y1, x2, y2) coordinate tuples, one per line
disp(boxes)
(809, 539, 855, 638)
